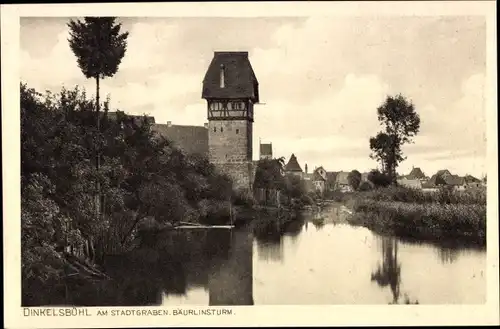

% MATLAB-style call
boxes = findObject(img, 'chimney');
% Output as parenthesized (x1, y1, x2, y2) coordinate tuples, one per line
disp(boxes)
(220, 64, 225, 88)
(305, 163, 308, 174)
(204, 122, 208, 129)
(167, 121, 172, 127)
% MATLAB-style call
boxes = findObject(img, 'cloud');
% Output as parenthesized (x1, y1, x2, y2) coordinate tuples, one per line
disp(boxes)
(20, 29, 82, 90)
(119, 21, 180, 71)
(19, 17, 487, 176)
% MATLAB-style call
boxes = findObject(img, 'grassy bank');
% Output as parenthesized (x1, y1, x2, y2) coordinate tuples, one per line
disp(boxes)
(347, 186, 486, 247)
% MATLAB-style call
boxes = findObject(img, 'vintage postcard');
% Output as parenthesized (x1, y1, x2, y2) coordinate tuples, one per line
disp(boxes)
(2, 1, 499, 328)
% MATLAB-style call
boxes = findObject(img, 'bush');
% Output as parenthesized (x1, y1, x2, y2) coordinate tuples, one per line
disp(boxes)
(367, 169, 392, 188)
(300, 194, 314, 206)
(358, 181, 373, 191)
(233, 188, 255, 207)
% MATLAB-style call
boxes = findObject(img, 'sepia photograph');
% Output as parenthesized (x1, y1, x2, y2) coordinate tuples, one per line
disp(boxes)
(3, 1, 499, 328)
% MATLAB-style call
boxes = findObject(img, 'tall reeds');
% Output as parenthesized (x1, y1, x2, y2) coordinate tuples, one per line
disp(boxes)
(350, 186, 486, 246)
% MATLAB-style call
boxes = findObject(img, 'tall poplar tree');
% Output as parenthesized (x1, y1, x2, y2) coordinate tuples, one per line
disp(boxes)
(68, 17, 129, 220)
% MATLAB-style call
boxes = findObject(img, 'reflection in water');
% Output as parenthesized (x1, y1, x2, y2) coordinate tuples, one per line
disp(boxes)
(73, 205, 485, 306)
(252, 213, 306, 263)
(436, 247, 460, 265)
(371, 237, 403, 304)
(208, 229, 254, 305)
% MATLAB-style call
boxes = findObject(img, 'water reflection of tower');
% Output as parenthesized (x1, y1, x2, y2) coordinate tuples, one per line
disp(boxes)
(208, 228, 254, 305)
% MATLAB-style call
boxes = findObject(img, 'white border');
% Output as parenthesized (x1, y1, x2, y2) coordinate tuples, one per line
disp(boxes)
(2, 2, 499, 328)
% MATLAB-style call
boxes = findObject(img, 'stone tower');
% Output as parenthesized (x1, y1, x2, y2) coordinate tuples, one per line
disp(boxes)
(202, 52, 259, 191)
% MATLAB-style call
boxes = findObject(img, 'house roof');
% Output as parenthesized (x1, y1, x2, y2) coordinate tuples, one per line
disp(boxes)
(436, 169, 452, 177)
(312, 170, 327, 181)
(427, 174, 446, 186)
(464, 174, 481, 183)
(335, 171, 350, 185)
(444, 175, 465, 186)
(202, 52, 259, 102)
(284, 153, 303, 172)
(152, 123, 208, 157)
(407, 167, 426, 180)
(313, 166, 327, 180)
(260, 143, 272, 156)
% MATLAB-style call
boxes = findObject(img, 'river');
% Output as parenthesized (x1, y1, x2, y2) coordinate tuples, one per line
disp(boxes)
(99, 204, 485, 306)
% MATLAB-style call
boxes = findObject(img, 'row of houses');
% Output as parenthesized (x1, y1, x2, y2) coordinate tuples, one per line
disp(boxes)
(280, 153, 362, 194)
(397, 167, 485, 192)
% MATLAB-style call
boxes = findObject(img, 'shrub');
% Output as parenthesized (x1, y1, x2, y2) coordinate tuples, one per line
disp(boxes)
(367, 169, 392, 188)
(300, 194, 314, 206)
(358, 181, 373, 191)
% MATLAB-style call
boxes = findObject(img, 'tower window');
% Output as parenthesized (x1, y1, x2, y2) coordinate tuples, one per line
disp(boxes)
(220, 64, 225, 88)
(220, 127, 223, 132)
(236, 129, 239, 134)
(214, 127, 216, 132)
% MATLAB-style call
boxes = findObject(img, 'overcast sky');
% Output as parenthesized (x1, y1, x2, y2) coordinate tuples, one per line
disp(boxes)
(20, 16, 487, 177)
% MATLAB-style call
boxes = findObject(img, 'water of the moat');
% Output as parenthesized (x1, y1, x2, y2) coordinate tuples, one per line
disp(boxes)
(103, 204, 486, 306)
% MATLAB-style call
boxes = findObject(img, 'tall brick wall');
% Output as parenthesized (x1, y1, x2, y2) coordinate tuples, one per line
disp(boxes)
(215, 162, 256, 191)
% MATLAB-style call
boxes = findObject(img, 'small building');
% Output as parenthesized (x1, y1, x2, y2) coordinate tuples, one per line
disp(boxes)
(444, 175, 466, 191)
(259, 142, 273, 160)
(311, 166, 327, 194)
(397, 177, 423, 189)
(464, 174, 482, 189)
(284, 153, 304, 177)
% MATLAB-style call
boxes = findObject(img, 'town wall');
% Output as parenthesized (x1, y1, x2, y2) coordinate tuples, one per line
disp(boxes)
(215, 162, 256, 192)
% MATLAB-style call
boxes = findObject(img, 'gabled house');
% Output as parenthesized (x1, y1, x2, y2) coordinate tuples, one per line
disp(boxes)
(335, 171, 352, 192)
(422, 170, 472, 192)
(311, 166, 328, 193)
(464, 174, 482, 189)
(397, 177, 423, 189)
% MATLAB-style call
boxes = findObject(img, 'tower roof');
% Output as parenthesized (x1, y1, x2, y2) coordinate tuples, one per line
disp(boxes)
(260, 143, 272, 156)
(284, 153, 303, 172)
(202, 51, 259, 102)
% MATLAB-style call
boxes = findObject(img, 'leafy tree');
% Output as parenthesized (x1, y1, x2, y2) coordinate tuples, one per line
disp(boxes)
(68, 17, 129, 220)
(367, 169, 392, 188)
(253, 157, 286, 205)
(369, 94, 420, 184)
(21, 82, 240, 295)
(369, 132, 393, 173)
(283, 174, 307, 200)
(347, 170, 362, 191)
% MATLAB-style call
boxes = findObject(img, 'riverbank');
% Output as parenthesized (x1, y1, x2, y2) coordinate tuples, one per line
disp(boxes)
(345, 186, 486, 247)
